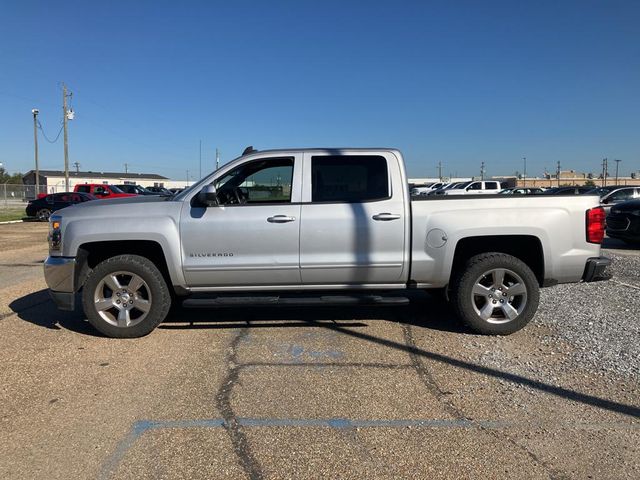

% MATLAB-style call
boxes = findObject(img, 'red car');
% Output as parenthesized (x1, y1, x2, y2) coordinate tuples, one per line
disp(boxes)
(73, 184, 136, 199)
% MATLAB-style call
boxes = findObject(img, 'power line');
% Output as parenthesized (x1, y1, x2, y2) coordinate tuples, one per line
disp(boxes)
(37, 120, 63, 143)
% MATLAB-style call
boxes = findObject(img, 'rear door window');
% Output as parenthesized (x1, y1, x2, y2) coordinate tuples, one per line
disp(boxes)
(76, 185, 90, 193)
(311, 155, 389, 203)
(467, 182, 482, 190)
(485, 182, 499, 190)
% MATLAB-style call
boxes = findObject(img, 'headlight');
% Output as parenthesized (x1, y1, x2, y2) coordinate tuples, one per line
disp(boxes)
(48, 215, 62, 252)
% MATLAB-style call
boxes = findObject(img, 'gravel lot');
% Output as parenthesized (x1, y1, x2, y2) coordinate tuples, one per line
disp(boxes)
(0, 223, 638, 479)
(536, 251, 640, 378)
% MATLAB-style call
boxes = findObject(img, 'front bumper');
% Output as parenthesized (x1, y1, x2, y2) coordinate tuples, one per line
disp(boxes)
(44, 256, 76, 310)
(582, 256, 611, 282)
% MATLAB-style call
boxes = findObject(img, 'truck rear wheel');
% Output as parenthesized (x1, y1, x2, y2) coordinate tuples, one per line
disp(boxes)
(450, 253, 539, 335)
(82, 254, 171, 338)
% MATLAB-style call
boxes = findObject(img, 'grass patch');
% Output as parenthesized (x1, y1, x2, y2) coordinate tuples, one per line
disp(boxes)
(0, 208, 27, 222)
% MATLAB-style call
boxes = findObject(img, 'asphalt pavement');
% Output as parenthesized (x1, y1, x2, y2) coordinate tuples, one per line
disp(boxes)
(0, 223, 638, 479)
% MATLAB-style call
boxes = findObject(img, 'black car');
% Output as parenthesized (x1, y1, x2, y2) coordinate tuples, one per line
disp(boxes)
(25, 192, 96, 221)
(145, 186, 173, 196)
(114, 184, 155, 195)
(541, 186, 594, 195)
(606, 199, 640, 245)
(587, 185, 640, 197)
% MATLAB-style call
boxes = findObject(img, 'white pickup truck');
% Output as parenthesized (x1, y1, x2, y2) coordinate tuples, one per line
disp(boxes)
(44, 148, 610, 338)
(444, 180, 503, 195)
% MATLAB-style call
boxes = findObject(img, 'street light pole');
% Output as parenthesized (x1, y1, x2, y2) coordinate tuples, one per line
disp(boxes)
(62, 84, 70, 192)
(614, 159, 621, 185)
(523, 157, 527, 187)
(32, 109, 40, 197)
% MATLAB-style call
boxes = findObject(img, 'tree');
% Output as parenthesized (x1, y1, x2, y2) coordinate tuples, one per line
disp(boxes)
(584, 179, 596, 187)
(0, 167, 24, 184)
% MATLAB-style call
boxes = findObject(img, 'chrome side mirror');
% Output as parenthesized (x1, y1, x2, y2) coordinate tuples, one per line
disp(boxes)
(198, 184, 218, 207)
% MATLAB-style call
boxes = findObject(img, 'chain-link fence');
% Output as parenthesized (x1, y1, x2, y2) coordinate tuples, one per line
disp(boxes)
(0, 184, 51, 208)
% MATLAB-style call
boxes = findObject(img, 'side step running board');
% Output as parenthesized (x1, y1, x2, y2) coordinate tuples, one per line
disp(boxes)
(182, 294, 410, 308)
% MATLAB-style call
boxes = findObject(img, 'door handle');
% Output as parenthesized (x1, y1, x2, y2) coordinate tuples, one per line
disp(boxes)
(267, 215, 296, 223)
(372, 213, 401, 221)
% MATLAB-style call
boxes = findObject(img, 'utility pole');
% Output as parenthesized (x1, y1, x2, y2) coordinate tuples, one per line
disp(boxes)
(437, 161, 442, 181)
(556, 161, 561, 187)
(601, 158, 608, 187)
(522, 157, 527, 187)
(215, 148, 220, 170)
(62, 83, 71, 192)
(124, 163, 129, 174)
(614, 159, 621, 185)
(32, 109, 40, 196)
(199, 140, 202, 179)
(480, 161, 485, 180)
(73, 162, 80, 173)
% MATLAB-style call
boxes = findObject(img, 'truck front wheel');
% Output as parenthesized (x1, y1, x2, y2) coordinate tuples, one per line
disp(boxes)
(450, 253, 539, 335)
(82, 254, 172, 338)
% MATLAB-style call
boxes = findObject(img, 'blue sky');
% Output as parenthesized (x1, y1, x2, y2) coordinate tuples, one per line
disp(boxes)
(1, 0, 639, 180)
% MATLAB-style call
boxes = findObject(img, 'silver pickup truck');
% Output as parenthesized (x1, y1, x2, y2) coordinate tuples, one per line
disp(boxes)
(44, 148, 610, 338)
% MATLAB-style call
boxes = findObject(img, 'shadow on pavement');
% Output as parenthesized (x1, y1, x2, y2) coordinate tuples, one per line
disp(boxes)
(10, 289, 639, 419)
(8, 289, 101, 337)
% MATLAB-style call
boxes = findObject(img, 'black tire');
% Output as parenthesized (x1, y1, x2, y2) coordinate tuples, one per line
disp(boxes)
(450, 252, 539, 335)
(82, 254, 172, 338)
(36, 208, 51, 221)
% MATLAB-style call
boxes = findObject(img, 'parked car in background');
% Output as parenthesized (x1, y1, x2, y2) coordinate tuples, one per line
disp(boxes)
(588, 185, 640, 197)
(541, 186, 594, 195)
(168, 187, 184, 195)
(26, 192, 96, 221)
(410, 184, 435, 196)
(429, 182, 461, 195)
(74, 184, 137, 199)
(444, 180, 502, 195)
(144, 186, 173, 196)
(599, 187, 640, 213)
(424, 181, 450, 193)
(499, 187, 544, 195)
(114, 184, 156, 195)
(606, 199, 640, 245)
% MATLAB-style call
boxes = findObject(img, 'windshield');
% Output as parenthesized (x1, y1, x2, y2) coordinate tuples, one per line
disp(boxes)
(455, 182, 472, 189)
(109, 185, 125, 193)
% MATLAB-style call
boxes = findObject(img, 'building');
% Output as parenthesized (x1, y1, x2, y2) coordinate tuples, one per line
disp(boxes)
(22, 170, 190, 194)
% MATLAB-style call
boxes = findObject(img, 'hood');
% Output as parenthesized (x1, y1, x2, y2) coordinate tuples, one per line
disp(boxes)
(54, 194, 175, 218)
(85, 195, 172, 206)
